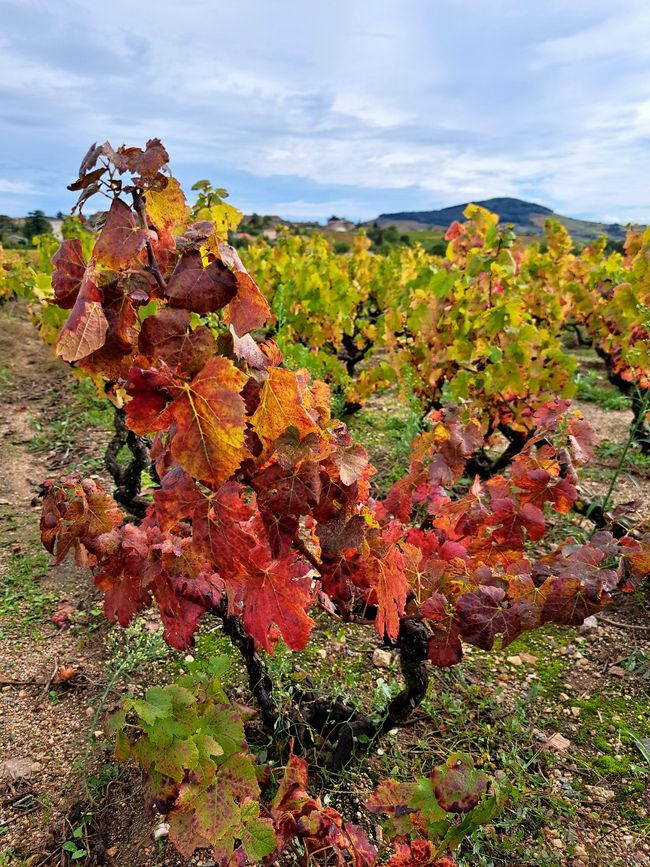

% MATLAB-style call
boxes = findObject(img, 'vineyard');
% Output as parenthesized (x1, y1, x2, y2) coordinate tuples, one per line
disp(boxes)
(0, 139, 649, 867)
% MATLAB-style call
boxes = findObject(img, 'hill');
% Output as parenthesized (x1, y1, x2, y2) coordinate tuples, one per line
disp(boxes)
(376, 197, 634, 242)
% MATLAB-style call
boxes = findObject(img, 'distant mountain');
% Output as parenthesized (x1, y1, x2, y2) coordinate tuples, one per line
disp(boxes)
(376, 197, 634, 242)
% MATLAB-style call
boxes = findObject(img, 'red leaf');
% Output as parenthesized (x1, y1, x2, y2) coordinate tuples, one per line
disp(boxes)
(40, 476, 123, 567)
(431, 752, 487, 813)
(568, 416, 598, 463)
(168, 357, 249, 486)
(138, 308, 215, 375)
(367, 536, 408, 642)
(420, 593, 463, 667)
(52, 600, 76, 630)
(237, 548, 314, 652)
(220, 244, 271, 335)
(455, 585, 512, 650)
(93, 198, 156, 270)
(51, 239, 86, 308)
(125, 367, 175, 434)
(94, 523, 151, 627)
(250, 368, 320, 449)
(55, 266, 109, 362)
(123, 138, 169, 177)
(166, 250, 238, 314)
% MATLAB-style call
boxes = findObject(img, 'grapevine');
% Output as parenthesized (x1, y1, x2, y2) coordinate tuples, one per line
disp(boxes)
(38, 139, 650, 864)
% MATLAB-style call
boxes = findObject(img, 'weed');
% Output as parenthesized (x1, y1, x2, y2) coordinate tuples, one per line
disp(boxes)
(596, 439, 650, 473)
(575, 370, 631, 411)
(29, 376, 112, 473)
(104, 618, 173, 677)
(0, 550, 56, 636)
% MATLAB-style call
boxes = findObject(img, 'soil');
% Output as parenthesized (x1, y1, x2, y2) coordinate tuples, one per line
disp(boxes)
(0, 301, 649, 867)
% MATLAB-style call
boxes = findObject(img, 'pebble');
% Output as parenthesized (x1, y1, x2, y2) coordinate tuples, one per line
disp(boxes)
(153, 822, 170, 841)
(506, 655, 522, 666)
(585, 785, 615, 802)
(372, 648, 392, 669)
(578, 615, 598, 634)
(609, 666, 626, 678)
(543, 732, 571, 752)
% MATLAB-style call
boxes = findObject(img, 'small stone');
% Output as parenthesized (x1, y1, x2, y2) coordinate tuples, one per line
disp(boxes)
(520, 652, 538, 665)
(85, 706, 95, 718)
(106, 847, 118, 858)
(551, 837, 564, 850)
(559, 693, 570, 702)
(0, 757, 34, 781)
(316, 648, 327, 659)
(585, 785, 615, 802)
(18, 689, 27, 698)
(571, 707, 581, 718)
(506, 655, 522, 666)
(609, 665, 626, 678)
(543, 732, 571, 752)
(183, 654, 194, 663)
(153, 822, 170, 841)
(574, 844, 588, 859)
(372, 648, 392, 669)
(578, 616, 598, 634)
(94, 730, 104, 739)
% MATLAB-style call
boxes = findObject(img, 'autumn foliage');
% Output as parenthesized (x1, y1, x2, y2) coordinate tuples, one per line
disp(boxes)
(39, 140, 650, 864)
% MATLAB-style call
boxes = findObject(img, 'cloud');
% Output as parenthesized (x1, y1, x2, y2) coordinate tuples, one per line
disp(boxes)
(0, 178, 34, 195)
(0, 0, 649, 223)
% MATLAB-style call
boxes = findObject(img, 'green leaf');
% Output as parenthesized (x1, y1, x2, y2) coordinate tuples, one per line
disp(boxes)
(622, 726, 650, 765)
(132, 686, 173, 726)
(410, 776, 448, 828)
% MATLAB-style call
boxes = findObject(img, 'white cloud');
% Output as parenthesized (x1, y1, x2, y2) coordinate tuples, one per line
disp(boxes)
(0, 178, 34, 195)
(0, 0, 649, 222)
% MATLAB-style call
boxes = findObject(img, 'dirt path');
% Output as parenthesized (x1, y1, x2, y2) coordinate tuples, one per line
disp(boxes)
(0, 303, 184, 866)
(574, 400, 650, 518)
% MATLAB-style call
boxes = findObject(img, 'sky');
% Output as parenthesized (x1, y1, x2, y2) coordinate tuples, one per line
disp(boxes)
(1, 0, 649, 224)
